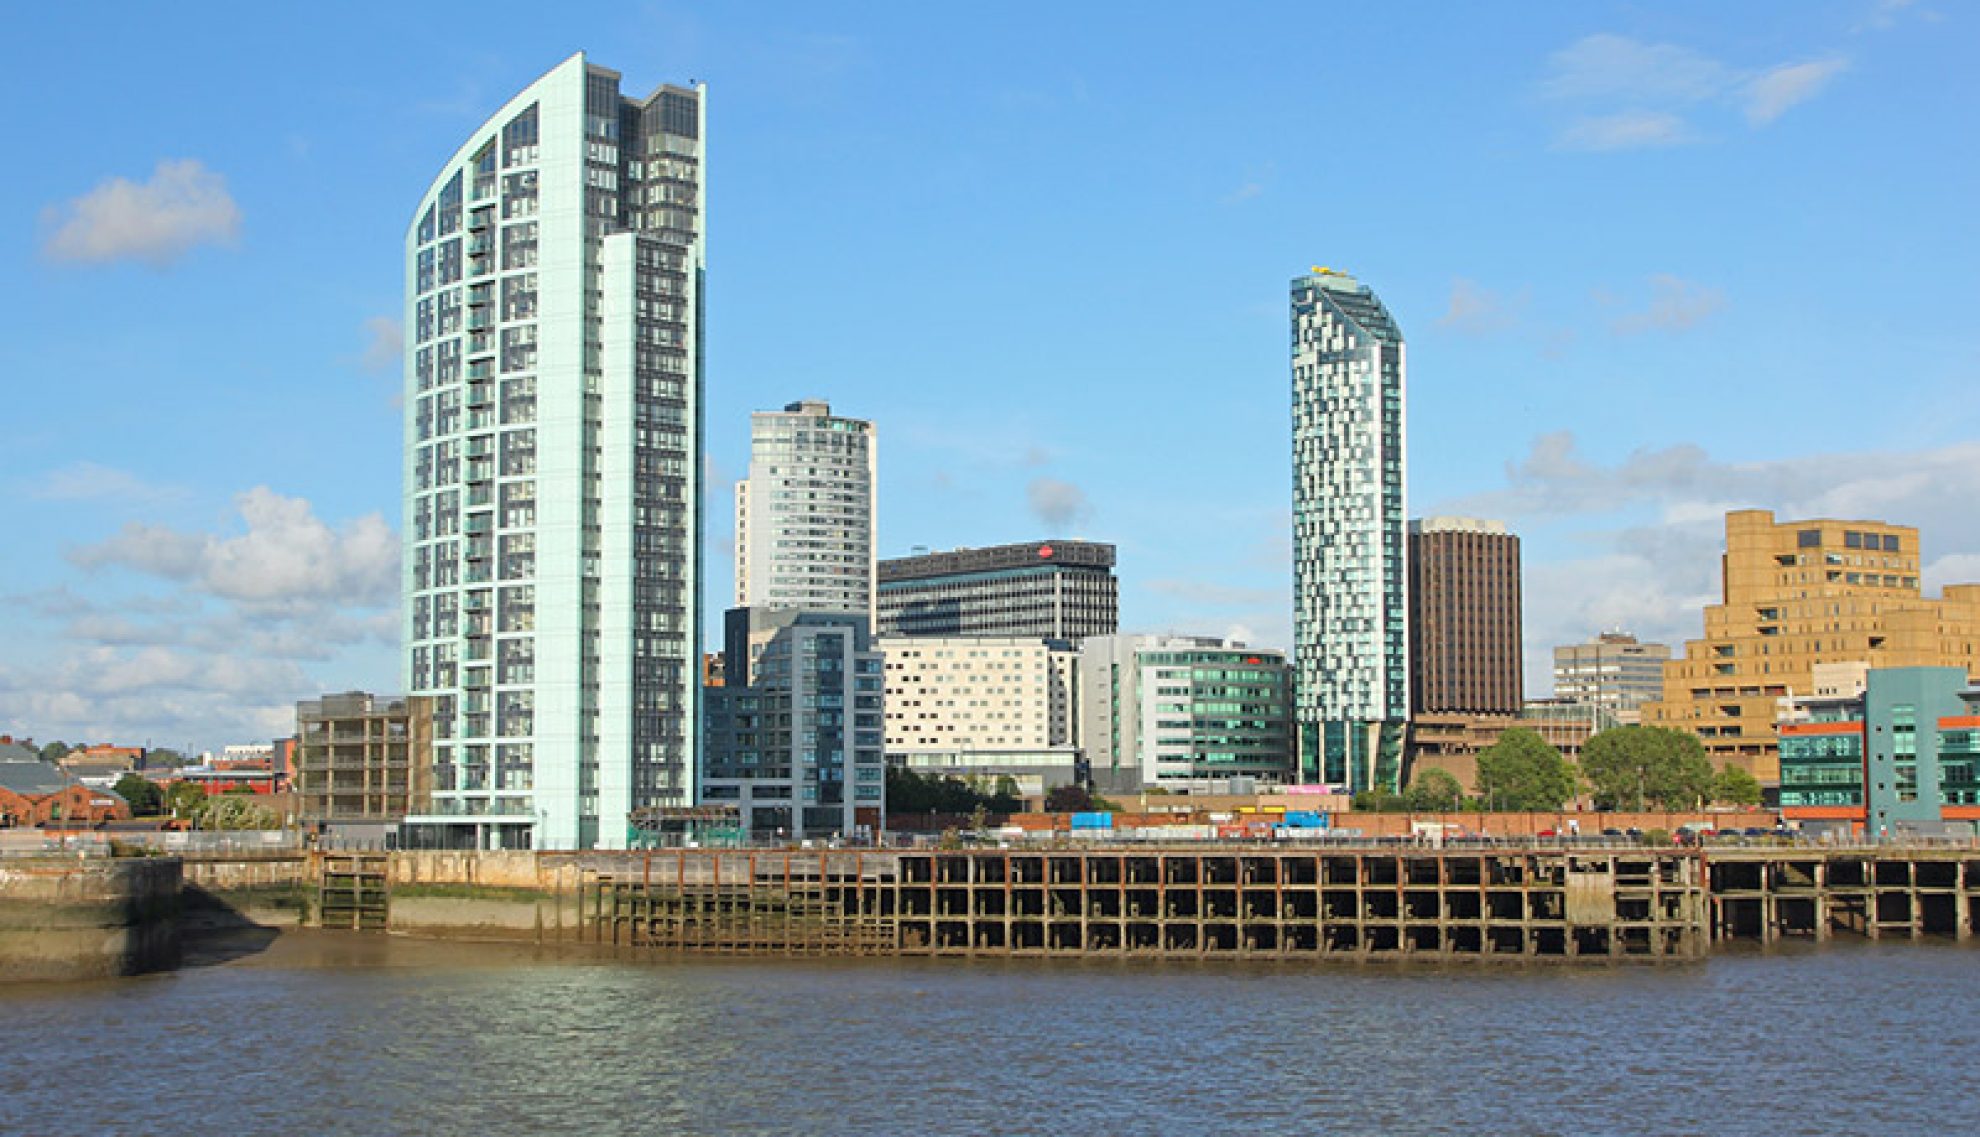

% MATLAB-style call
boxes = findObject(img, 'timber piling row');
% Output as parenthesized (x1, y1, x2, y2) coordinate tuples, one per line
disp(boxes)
(581, 848, 1710, 962)
(1708, 849, 1980, 942)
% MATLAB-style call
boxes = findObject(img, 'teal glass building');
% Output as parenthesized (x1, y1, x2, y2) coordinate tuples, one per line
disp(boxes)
(400, 55, 705, 849)
(1290, 269, 1408, 793)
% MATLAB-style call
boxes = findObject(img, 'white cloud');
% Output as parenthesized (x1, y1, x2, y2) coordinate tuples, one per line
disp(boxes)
(1926, 554, 1980, 593)
(1857, 0, 1929, 32)
(41, 159, 242, 267)
(26, 461, 185, 505)
(1436, 278, 1526, 334)
(1741, 59, 1850, 125)
(69, 487, 397, 610)
(1221, 162, 1275, 205)
(1541, 35, 1731, 104)
(1610, 274, 1726, 334)
(0, 647, 311, 748)
(1539, 35, 1850, 150)
(1556, 112, 1696, 152)
(1438, 433, 1980, 693)
(1454, 433, 1980, 526)
(6, 490, 401, 749)
(1027, 477, 1092, 530)
(360, 316, 404, 373)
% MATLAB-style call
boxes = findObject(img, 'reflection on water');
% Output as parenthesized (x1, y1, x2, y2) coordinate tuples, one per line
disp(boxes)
(2, 931, 1976, 1136)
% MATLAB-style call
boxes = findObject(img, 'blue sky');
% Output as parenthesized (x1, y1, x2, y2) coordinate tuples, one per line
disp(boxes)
(3, 0, 1976, 751)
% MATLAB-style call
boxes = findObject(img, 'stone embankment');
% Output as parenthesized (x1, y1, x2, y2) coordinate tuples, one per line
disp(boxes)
(0, 857, 181, 981)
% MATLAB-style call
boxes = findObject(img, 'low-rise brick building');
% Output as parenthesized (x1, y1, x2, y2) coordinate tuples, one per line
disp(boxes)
(0, 755, 132, 828)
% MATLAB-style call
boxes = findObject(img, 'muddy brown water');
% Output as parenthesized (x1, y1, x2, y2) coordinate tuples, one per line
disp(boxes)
(1, 929, 1975, 1135)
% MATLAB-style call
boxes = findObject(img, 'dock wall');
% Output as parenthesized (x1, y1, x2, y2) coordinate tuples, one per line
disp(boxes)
(0, 857, 181, 981)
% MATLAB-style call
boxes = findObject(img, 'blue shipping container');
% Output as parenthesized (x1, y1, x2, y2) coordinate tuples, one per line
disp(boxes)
(1283, 811, 1328, 829)
(1070, 811, 1115, 829)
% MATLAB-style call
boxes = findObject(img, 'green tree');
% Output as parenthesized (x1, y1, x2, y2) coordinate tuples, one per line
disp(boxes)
(164, 780, 208, 821)
(1475, 728, 1579, 810)
(199, 795, 280, 830)
(39, 741, 69, 764)
(144, 748, 189, 770)
(886, 768, 1022, 817)
(1579, 726, 1714, 810)
(1352, 788, 1408, 813)
(1402, 768, 1466, 812)
(112, 773, 162, 816)
(987, 776, 1023, 813)
(1044, 784, 1096, 813)
(1710, 763, 1763, 808)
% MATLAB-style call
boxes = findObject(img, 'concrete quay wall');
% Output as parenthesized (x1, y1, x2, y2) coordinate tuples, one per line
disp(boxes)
(0, 857, 181, 981)
(382, 851, 587, 940)
(181, 853, 313, 929)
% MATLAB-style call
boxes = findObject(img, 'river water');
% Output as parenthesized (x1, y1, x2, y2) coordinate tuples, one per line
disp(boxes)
(2, 931, 1975, 1136)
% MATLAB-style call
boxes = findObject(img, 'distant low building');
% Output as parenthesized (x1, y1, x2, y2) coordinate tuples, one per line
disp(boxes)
(1551, 632, 1669, 721)
(0, 755, 132, 828)
(1406, 701, 1618, 798)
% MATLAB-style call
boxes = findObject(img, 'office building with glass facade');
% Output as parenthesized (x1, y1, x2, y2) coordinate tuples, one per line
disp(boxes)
(1552, 632, 1671, 720)
(702, 609, 886, 838)
(1290, 268, 1408, 792)
(734, 399, 876, 616)
(1078, 635, 1293, 791)
(1779, 666, 1980, 838)
(400, 54, 705, 850)
(877, 541, 1117, 642)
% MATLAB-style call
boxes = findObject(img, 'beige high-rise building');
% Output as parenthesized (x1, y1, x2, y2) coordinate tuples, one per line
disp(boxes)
(1644, 509, 1980, 784)
(735, 399, 876, 617)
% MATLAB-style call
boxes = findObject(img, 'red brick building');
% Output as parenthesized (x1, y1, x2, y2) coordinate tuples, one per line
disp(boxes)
(0, 760, 133, 827)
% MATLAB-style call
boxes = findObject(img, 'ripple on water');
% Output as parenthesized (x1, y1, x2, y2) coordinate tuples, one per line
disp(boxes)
(0, 935, 1975, 1136)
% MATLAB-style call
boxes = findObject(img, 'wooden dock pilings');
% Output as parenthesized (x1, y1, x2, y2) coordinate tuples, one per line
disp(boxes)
(580, 848, 1711, 962)
(1706, 849, 1980, 943)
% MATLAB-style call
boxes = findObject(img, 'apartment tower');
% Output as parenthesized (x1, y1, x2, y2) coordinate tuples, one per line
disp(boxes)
(400, 54, 705, 850)
(1291, 268, 1408, 792)
(734, 399, 877, 617)
(1407, 516, 1522, 716)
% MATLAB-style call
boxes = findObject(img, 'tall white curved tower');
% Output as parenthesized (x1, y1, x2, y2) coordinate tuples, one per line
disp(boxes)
(401, 54, 705, 850)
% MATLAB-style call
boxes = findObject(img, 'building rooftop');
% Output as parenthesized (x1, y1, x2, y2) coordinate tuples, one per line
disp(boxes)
(1409, 516, 1509, 536)
(879, 540, 1115, 582)
(0, 761, 76, 797)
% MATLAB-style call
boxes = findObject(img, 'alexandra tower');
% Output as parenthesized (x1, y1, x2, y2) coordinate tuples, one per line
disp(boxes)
(400, 54, 705, 850)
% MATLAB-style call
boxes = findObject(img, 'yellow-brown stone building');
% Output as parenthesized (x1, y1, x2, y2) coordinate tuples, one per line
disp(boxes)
(1644, 509, 1980, 784)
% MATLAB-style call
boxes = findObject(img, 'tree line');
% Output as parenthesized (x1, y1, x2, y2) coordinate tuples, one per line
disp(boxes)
(1355, 725, 1763, 813)
(110, 775, 282, 829)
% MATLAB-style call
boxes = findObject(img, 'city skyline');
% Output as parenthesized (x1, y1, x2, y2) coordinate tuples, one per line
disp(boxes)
(5, 2, 1979, 751)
